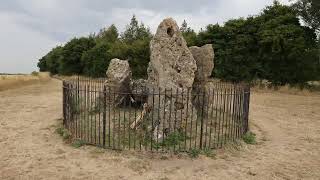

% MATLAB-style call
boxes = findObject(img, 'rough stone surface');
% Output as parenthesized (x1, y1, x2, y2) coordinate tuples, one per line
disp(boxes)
(190, 44, 215, 119)
(189, 44, 214, 83)
(105, 58, 132, 106)
(130, 79, 149, 104)
(147, 18, 197, 139)
(148, 18, 197, 89)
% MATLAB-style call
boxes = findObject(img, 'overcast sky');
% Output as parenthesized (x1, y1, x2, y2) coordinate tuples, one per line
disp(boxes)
(0, 0, 290, 74)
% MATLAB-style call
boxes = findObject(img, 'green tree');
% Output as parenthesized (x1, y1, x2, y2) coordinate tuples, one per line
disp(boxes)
(198, 18, 261, 82)
(121, 15, 152, 79)
(180, 20, 197, 46)
(81, 43, 110, 77)
(197, 1, 319, 84)
(257, 1, 318, 84)
(59, 37, 96, 75)
(37, 56, 48, 72)
(96, 24, 119, 44)
(45, 46, 63, 74)
(292, 0, 320, 32)
(121, 15, 152, 43)
(37, 46, 63, 74)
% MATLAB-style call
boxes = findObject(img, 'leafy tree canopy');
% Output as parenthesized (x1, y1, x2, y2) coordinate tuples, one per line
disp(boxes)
(38, 4, 319, 84)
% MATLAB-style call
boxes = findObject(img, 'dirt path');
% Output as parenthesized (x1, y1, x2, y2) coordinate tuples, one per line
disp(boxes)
(0, 79, 319, 180)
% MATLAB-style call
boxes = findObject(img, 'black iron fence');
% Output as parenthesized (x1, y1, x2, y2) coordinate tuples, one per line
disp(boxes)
(62, 77, 250, 152)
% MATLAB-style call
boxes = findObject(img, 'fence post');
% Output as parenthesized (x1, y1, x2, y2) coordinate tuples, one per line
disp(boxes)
(244, 85, 251, 133)
(102, 85, 107, 148)
(199, 91, 205, 149)
(62, 81, 66, 126)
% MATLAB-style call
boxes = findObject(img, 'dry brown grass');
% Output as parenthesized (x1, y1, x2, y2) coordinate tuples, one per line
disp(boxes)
(252, 83, 320, 96)
(0, 79, 320, 179)
(0, 72, 50, 91)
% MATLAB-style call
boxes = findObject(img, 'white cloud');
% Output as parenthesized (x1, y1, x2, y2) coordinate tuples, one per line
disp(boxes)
(0, 12, 58, 73)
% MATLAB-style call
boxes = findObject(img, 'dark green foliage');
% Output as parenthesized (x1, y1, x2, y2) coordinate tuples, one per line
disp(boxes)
(121, 15, 152, 44)
(202, 147, 216, 158)
(242, 131, 256, 144)
(31, 71, 39, 76)
(59, 37, 96, 75)
(188, 148, 201, 158)
(71, 139, 86, 148)
(46, 46, 63, 74)
(121, 15, 152, 79)
(197, 1, 319, 84)
(292, 0, 320, 31)
(198, 18, 262, 82)
(96, 24, 119, 44)
(181, 20, 198, 46)
(257, 2, 318, 85)
(56, 126, 71, 140)
(160, 131, 186, 148)
(38, 4, 319, 84)
(126, 39, 151, 79)
(37, 46, 63, 74)
(151, 131, 186, 150)
(81, 43, 110, 77)
(37, 56, 48, 72)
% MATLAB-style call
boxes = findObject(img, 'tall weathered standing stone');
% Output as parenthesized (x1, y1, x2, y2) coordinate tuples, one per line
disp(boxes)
(190, 44, 215, 119)
(147, 18, 197, 139)
(105, 58, 132, 106)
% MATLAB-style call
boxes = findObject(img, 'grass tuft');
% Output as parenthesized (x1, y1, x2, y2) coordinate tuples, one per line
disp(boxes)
(242, 131, 256, 144)
(202, 147, 216, 158)
(71, 139, 86, 148)
(55, 126, 71, 140)
(188, 148, 201, 158)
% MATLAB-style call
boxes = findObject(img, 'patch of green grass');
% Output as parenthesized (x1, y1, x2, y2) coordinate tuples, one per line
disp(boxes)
(188, 148, 201, 158)
(153, 131, 186, 150)
(242, 131, 256, 144)
(162, 131, 185, 147)
(55, 127, 71, 140)
(56, 127, 64, 136)
(71, 139, 86, 148)
(202, 147, 216, 158)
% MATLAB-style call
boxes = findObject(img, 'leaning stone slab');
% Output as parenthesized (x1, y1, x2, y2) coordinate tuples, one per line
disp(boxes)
(104, 58, 132, 106)
(190, 44, 215, 120)
(189, 44, 214, 83)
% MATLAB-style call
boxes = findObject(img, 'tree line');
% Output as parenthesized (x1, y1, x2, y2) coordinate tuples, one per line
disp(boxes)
(38, 1, 320, 85)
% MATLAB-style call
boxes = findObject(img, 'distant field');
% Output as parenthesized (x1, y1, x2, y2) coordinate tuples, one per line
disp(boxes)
(0, 72, 50, 91)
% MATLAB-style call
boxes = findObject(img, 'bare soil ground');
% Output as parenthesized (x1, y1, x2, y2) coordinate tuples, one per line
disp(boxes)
(0, 79, 319, 180)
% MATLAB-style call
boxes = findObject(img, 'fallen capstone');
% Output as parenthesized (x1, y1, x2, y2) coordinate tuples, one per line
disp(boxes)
(105, 58, 132, 106)
(190, 44, 215, 119)
(147, 18, 197, 139)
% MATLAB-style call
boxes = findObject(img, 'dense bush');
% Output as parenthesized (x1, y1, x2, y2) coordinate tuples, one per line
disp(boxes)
(197, 1, 319, 84)
(38, 2, 319, 85)
(59, 37, 96, 75)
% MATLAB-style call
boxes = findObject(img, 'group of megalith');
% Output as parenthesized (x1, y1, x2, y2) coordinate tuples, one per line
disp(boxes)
(104, 18, 215, 140)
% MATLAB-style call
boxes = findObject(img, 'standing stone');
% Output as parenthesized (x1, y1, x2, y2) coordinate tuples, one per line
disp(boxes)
(190, 44, 215, 119)
(147, 18, 197, 139)
(105, 58, 132, 106)
(189, 44, 214, 84)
